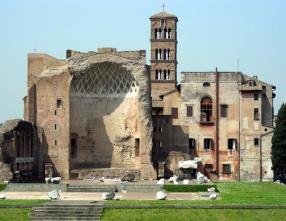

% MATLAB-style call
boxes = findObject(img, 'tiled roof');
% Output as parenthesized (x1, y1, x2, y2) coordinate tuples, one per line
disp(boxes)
(150, 11, 177, 19)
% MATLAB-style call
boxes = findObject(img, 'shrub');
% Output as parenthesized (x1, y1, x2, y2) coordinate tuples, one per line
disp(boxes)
(0, 184, 7, 191)
(162, 184, 218, 192)
(272, 103, 286, 183)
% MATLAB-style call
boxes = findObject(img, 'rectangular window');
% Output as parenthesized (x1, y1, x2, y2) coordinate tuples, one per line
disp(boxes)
(254, 138, 259, 146)
(223, 164, 231, 174)
(171, 107, 178, 119)
(254, 108, 259, 120)
(189, 138, 196, 149)
(55, 140, 57, 146)
(71, 138, 77, 159)
(221, 104, 228, 118)
(254, 93, 259, 100)
(135, 138, 140, 157)
(54, 124, 57, 130)
(55, 110, 57, 115)
(228, 139, 237, 150)
(57, 99, 63, 109)
(204, 138, 212, 150)
(186, 106, 193, 117)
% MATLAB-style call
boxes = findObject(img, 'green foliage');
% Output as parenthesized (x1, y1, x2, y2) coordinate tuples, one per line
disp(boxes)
(162, 184, 217, 192)
(272, 103, 286, 183)
(0, 184, 7, 191)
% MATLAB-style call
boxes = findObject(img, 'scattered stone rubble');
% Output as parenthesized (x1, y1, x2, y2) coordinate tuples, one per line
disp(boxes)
(102, 192, 115, 200)
(48, 190, 61, 200)
(121, 173, 135, 182)
(156, 191, 167, 200)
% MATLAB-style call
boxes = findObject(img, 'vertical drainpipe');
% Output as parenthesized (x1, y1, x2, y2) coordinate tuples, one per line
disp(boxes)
(215, 68, 220, 177)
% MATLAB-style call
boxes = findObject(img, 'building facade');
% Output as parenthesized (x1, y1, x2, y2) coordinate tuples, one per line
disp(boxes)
(150, 12, 275, 181)
(0, 10, 275, 182)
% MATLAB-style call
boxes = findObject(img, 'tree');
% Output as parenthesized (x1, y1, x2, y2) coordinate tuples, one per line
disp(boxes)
(271, 103, 286, 183)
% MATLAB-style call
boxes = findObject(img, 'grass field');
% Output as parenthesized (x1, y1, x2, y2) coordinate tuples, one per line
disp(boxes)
(0, 199, 48, 206)
(102, 209, 286, 221)
(0, 182, 285, 220)
(103, 182, 286, 221)
(0, 208, 30, 221)
(0, 200, 48, 221)
(106, 182, 286, 206)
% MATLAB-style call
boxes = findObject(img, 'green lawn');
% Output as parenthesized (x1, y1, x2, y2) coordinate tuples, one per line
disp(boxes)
(0, 208, 30, 221)
(104, 182, 286, 221)
(0, 199, 48, 206)
(106, 182, 286, 206)
(0, 200, 48, 221)
(102, 209, 286, 221)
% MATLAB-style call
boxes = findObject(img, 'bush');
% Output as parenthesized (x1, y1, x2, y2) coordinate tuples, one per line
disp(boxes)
(0, 184, 7, 191)
(162, 184, 218, 192)
(272, 103, 286, 183)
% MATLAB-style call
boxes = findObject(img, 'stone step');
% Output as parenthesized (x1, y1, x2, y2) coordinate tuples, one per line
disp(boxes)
(30, 218, 100, 221)
(30, 214, 101, 218)
(30, 203, 104, 221)
(30, 210, 102, 215)
(32, 206, 103, 209)
(67, 186, 116, 192)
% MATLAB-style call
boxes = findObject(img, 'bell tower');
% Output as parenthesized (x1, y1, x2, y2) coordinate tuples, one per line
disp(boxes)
(150, 11, 178, 101)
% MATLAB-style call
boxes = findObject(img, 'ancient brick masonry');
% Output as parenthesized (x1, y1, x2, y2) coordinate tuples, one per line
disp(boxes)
(24, 48, 156, 180)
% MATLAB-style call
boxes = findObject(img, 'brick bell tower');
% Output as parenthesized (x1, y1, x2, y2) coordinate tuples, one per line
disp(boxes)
(150, 11, 178, 103)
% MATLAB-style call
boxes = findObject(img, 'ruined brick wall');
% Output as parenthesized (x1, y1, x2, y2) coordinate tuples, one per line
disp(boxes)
(35, 68, 71, 179)
(29, 49, 156, 180)
(68, 52, 156, 179)
(25, 54, 65, 122)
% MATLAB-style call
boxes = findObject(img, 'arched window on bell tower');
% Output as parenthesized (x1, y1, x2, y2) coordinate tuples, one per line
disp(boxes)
(163, 70, 167, 80)
(164, 28, 167, 39)
(159, 49, 162, 60)
(167, 49, 171, 60)
(167, 70, 170, 80)
(155, 28, 158, 39)
(168, 28, 172, 39)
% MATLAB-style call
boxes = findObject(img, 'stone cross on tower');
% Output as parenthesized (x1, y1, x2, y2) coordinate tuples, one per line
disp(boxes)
(162, 3, 166, 11)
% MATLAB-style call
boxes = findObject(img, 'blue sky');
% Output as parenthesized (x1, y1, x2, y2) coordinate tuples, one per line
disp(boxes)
(0, 0, 285, 122)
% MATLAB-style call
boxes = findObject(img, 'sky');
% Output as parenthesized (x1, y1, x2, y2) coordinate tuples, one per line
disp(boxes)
(0, 0, 285, 123)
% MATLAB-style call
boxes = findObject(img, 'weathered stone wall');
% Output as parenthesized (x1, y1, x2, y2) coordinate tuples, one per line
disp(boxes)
(0, 119, 35, 181)
(35, 68, 71, 179)
(68, 52, 156, 179)
(239, 79, 274, 181)
(29, 49, 156, 180)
